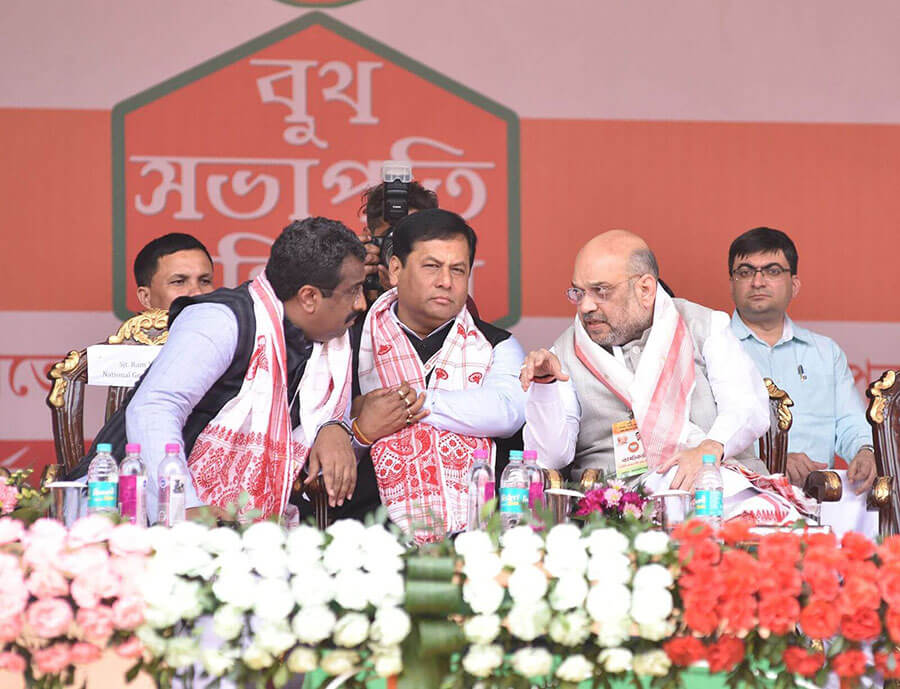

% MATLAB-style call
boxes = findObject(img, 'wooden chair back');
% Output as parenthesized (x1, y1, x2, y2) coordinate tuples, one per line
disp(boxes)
(758, 378, 793, 475)
(867, 370, 900, 537)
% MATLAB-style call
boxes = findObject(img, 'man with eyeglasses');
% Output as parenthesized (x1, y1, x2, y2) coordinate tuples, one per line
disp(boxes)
(728, 227, 876, 494)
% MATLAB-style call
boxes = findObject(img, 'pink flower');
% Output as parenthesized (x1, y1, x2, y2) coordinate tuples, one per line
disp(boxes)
(69, 642, 101, 665)
(58, 544, 109, 578)
(0, 517, 25, 545)
(0, 484, 19, 514)
(26, 567, 69, 599)
(23, 519, 67, 567)
(70, 564, 120, 609)
(0, 651, 26, 673)
(67, 515, 115, 549)
(604, 487, 623, 505)
(110, 555, 148, 597)
(0, 613, 23, 643)
(76, 606, 115, 643)
(26, 598, 74, 639)
(109, 524, 151, 557)
(33, 643, 71, 675)
(115, 636, 144, 659)
(112, 596, 144, 630)
(623, 503, 643, 519)
(0, 554, 28, 617)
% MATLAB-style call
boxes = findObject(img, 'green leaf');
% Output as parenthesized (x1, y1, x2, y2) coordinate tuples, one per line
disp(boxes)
(272, 665, 289, 688)
(125, 659, 143, 683)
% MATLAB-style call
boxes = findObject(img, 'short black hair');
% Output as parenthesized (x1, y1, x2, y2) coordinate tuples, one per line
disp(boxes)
(390, 208, 477, 267)
(265, 217, 366, 301)
(133, 233, 213, 286)
(728, 227, 798, 275)
(359, 180, 438, 230)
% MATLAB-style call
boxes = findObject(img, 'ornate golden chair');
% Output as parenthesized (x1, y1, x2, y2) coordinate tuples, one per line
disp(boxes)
(866, 370, 899, 537)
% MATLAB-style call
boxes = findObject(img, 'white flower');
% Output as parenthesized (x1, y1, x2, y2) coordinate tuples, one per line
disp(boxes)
(372, 646, 403, 677)
(500, 526, 543, 567)
(639, 619, 675, 641)
(333, 612, 370, 647)
(366, 570, 405, 608)
(202, 648, 237, 677)
(588, 552, 632, 586)
(257, 620, 296, 656)
(253, 578, 296, 621)
(454, 530, 495, 558)
(146, 525, 174, 553)
(135, 625, 166, 656)
(595, 616, 632, 648)
(555, 654, 594, 682)
(212, 604, 245, 641)
(204, 527, 243, 555)
(633, 649, 672, 677)
(463, 614, 501, 644)
(463, 578, 505, 615)
(507, 564, 548, 603)
(287, 647, 318, 674)
(506, 601, 551, 641)
(545, 523, 582, 554)
(463, 552, 502, 582)
(549, 575, 589, 611)
(370, 607, 411, 646)
(629, 588, 673, 626)
(461, 644, 504, 678)
(599, 647, 633, 673)
(286, 524, 325, 554)
(326, 519, 368, 545)
(549, 610, 591, 646)
(292, 605, 337, 645)
(362, 524, 405, 570)
(634, 530, 670, 556)
(586, 528, 629, 556)
(242, 642, 274, 670)
(586, 583, 631, 623)
(243, 521, 285, 551)
(510, 647, 553, 678)
(212, 570, 258, 610)
(214, 549, 253, 576)
(632, 563, 673, 592)
(249, 546, 289, 579)
(290, 565, 335, 608)
(320, 650, 359, 676)
(323, 540, 366, 574)
(169, 520, 210, 549)
(334, 569, 370, 610)
(544, 548, 589, 578)
(165, 636, 202, 670)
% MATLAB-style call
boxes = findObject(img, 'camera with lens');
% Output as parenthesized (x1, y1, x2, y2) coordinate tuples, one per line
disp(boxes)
(364, 161, 413, 291)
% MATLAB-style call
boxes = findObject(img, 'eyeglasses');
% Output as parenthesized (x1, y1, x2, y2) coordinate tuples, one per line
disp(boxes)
(565, 275, 639, 305)
(730, 264, 792, 282)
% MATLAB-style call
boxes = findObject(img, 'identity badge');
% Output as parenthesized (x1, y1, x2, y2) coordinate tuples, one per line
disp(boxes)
(612, 418, 648, 479)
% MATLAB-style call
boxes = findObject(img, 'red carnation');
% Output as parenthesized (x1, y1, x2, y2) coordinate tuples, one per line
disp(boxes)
(832, 649, 868, 678)
(841, 532, 876, 561)
(874, 651, 900, 679)
(886, 608, 900, 643)
(803, 530, 837, 549)
(663, 636, 706, 667)
(706, 636, 745, 674)
(758, 592, 800, 635)
(719, 516, 754, 545)
(719, 594, 757, 636)
(803, 561, 841, 601)
(678, 538, 721, 571)
(758, 531, 801, 565)
(841, 607, 881, 642)
(839, 575, 881, 614)
(880, 536, 900, 565)
(799, 597, 841, 639)
(672, 519, 714, 543)
(783, 646, 825, 678)
(879, 563, 900, 609)
(758, 563, 802, 598)
(720, 550, 761, 596)
(683, 594, 719, 635)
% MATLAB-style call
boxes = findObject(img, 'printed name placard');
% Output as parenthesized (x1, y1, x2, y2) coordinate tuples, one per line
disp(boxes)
(87, 345, 161, 387)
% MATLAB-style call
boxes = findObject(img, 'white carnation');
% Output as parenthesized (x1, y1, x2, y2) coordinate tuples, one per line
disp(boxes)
(588, 552, 632, 586)
(545, 523, 583, 554)
(172, 544, 215, 577)
(629, 588, 673, 626)
(249, 546, 289, 579)
(463, 578, 505, 615)
(500, 526, 543, 567)
(370, 607, 411, 646)
(135, 625, 166, 656)
(506, 600, 551, 641)
(639, 619, 675, 641)
(544, 547, 588, 578)
(212, 570, 258, 610)
(212, 604, 245, 641)
(286, 526, 324, 573)
(463, 552, 502, 582)
(333, 569, 370, 610)
(463, 614, 501, 644)
(257, 620, 296, 656)
(455, 530, 495, 558)
(291, 565, 335, 607)
(634, 530, 670, 556)
(287, 646, 318, 673)
(599, 647, 633, 673)
(201, 648, 237, 677)
(242, 521, 285, 551)
(204, 526, 243, 555)
(213, 550, 253, 577)
(507, 564, 548, 603)
(586, 583, 631, 623)
(164, 636, 201, 670)
(461, 644, 504, 678)
(549, 610, 591, 646)
(366, 570, 405, 608)
(549, 574, 589, 611)
(633, 649, 672, 677)
(170, 578, 204, 620)
(320, 650, 360, 676)
(555, 654, 594, 682)
(323, 540, 366, 574)
(292, 605, 337, 644)
(595, 616, 632, 648)
(242, 642, 274, 670)
(169, 520, 209, 549)
(372, 646, 403, 677)
(333, 612, 370, 648)
(253, 578, 296, 621)
(362, 524, 405, 565)
(632, 563, 673, 591)
(510, 647, 553, 678)
(326, 519, 368, 545)
(586, 528, 629, 556)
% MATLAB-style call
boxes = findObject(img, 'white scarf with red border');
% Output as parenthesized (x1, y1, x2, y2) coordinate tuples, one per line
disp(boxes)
(187, 274, 351, 522)
(358, 288, 493, 542)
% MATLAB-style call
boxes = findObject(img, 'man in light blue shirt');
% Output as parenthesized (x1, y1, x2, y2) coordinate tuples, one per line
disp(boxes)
(728, 227, 876, 493)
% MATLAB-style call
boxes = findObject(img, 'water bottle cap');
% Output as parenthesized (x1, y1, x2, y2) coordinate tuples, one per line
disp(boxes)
(125, 443, 141, 453)
(509, 450, 524, 461)
(702, 454, 717, 464)
(165, 443, 181, 454)
(523, 450, 537, 460)
(472, 450, 489, 460)
(96, 443, 112, 453)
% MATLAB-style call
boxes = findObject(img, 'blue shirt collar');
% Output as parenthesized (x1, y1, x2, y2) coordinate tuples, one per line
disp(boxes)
(731, 311, 811, 346)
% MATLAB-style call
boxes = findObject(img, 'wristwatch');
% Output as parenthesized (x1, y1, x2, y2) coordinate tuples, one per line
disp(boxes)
(318, 419, 353, 437)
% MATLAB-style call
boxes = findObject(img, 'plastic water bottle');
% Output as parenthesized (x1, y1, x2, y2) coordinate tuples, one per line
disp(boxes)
(466, 449, 495, 531)
(693, 454, 724, 530)
(87, 443, 119, 515)
(499, 450, 529, 530)
(119, 443, 147, 526)
(158, 443, 189, 526)
(523, 450, 544, 509)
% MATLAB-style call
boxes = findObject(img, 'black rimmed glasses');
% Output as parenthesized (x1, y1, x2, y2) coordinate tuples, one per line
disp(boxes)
(565, 275, 640, 305)
(730, 264, 792, 282)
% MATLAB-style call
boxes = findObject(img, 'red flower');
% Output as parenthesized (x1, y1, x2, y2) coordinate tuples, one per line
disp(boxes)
(663, 636, 706, 667)
(841, 607, 881, 642)
(672, 519, 714, 543)
(880, 535, 900, 565)
(758, 563, 802, 598)
(832, 649, 868, 678)
(805, 543, 847, 571)
(758, 593, 800, 635)
(758, 532, 801, 565)
(879, 563, 900, 609)
(783, 647, 825, 678)
(706, 636, 745, 674)
(803, 530, 837, 549)
(678, 538, 721, 572)
(719, 593, 757, 636)
(719, 550, 761, 596)
(841, 532, 876, 561)
(719, 516, 754, 545)
(874, 651, 900, 679)
(799, 597, 841, 639)
(803, 561, 840, 601)
(683, 594, 719, 635)
(886, 608, 900, 643)
(839, 575, 881, 613)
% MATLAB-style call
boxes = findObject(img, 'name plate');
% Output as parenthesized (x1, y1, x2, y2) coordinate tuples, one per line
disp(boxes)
(87, 345, 161, 387)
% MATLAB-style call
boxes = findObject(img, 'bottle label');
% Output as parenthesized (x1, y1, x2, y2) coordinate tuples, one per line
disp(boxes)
(159, 476, 186, 526)
(88, 481, 117, 511)
(119, 475, 146, 525)
(694, 489, 723, 517)
(499, 487, 528, 514)
(528, 482, 544, 509)
(483, 482, 495, 502)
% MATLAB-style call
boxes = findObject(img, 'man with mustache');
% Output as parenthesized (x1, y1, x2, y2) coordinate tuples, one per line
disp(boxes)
(728, 227, 876, 494)
(520, 231, 816, 523)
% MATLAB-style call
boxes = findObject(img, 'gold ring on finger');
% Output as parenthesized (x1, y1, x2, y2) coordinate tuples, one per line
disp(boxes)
(397, 389, 406, 399)
(404, 396, 412, 408)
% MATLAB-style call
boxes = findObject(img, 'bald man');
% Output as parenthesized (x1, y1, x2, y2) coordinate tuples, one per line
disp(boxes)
(521, 231, 791, 517)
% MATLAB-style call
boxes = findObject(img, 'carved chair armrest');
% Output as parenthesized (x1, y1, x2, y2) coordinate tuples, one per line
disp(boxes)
(291, 474, 330, 531)
(803, 469, 843, 503)
(868, 475, 893, 511)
